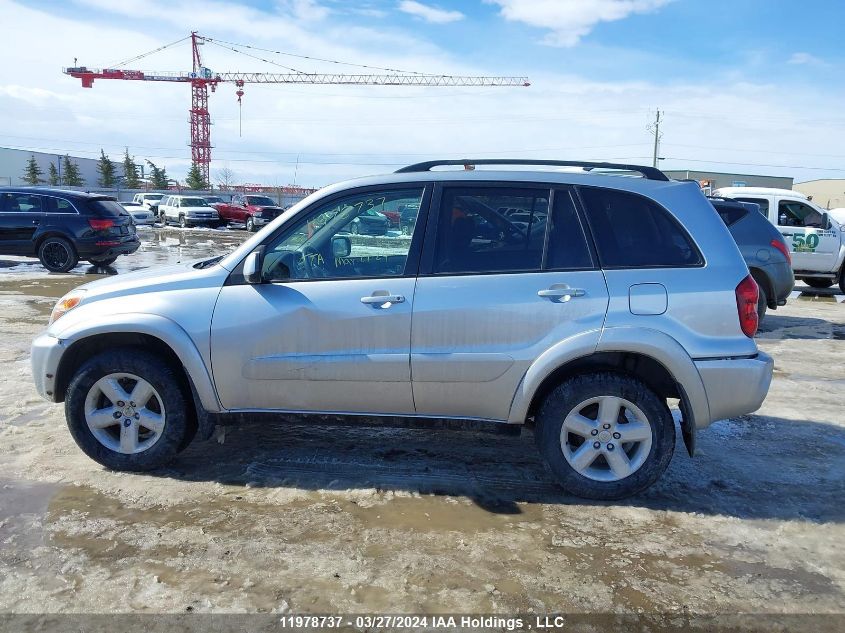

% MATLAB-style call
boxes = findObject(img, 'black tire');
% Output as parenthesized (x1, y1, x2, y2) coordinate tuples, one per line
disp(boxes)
(179, 215, 188, 229)
(756, 283, 768, 322)
(246, 216, 256, 232)
(535, 372, 675, 500)
(804, 278, 834, 289)
(89, 256, 118, 267)
(38, 236, 78, 273)
(65, 348, 195, 472)
(839, 267, 845, 296)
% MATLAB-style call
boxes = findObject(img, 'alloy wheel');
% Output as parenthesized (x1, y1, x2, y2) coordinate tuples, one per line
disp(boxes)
(84, 373, 166, 454)
(559, 395, 653, 482)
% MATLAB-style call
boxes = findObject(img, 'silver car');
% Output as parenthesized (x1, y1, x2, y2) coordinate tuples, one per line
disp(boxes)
(31, 160, 773, 500)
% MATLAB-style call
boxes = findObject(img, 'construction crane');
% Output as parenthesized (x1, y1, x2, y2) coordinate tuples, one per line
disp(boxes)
(64, 33, 530, 183)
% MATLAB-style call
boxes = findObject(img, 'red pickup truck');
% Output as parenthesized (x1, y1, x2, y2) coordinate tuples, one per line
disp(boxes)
(213, 194, 286, 232)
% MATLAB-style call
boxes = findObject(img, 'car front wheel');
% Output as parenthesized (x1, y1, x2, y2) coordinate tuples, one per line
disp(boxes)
(804, 278, 834, 289)
(65, 349, 194, 471)
(535, 372, 675, 500)
(246, 216, 256, 232)
(89, 256, 118, 267)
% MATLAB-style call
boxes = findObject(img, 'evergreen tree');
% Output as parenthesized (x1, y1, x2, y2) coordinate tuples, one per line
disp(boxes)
(23, 154, 43, 185)
(146, 160, 170, 189)
(185, 162, 208, 190)
(62, 155, 84, 186)
(47, 162, 59, 186)
(122, 148, 141, 189)
(96, 149, 117, 187)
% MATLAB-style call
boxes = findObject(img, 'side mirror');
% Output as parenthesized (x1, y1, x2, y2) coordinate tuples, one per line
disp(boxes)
(244, 246, 265, 284)
(332, 235, 351, 258)
(822, 212, 832, 230)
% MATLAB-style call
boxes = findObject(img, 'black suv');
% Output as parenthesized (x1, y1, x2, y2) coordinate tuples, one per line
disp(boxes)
(0, 188, 140, 272)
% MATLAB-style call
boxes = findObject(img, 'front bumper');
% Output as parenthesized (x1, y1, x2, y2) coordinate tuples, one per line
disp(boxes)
(695, 351, 774, 423)
(31, 332, 66, 402)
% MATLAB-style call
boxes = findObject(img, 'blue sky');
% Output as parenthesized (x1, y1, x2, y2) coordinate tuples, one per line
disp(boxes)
(3, 0, 843, 186)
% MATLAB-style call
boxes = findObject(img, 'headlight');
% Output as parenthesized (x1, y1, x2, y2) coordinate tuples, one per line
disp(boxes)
(50, 290, 86, 324)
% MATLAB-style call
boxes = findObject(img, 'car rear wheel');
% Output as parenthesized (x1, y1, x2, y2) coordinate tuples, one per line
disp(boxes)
(65, 349, 194, 471)
(804, 278, 834, 289)
(38, 237, 78, 273)
(246, 216, 256, 232)
(757, 283, 768, 322)
(535, 372, 675, 500)
(839, 267, 845, 295)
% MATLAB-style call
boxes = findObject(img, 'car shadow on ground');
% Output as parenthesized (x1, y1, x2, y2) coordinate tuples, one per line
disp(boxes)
(152, 414, 845, 523)
(757, 312, 841, 340)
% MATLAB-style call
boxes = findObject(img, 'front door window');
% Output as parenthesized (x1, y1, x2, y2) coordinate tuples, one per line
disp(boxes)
(261, 188, 425, 281)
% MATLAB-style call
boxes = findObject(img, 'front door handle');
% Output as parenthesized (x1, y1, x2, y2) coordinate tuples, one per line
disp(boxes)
(538, 285, 586, 301)
(361, 292, 405, 307)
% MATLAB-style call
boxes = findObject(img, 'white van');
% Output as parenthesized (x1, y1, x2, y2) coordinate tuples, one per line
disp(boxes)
(714, 187, 845, 293)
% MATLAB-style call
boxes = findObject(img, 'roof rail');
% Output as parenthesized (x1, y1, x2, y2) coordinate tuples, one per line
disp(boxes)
(395, 159, 670, 181)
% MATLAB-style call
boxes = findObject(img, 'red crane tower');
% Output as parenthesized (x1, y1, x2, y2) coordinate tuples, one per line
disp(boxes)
(64, 33, 530, 184)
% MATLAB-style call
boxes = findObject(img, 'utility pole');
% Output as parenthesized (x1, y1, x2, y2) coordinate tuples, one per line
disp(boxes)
(649, 109, 663, 168)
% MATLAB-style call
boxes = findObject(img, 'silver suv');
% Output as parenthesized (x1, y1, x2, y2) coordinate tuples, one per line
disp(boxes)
(31, 160, 773, 499)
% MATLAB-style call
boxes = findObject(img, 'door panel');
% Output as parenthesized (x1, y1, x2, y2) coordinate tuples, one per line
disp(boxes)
(210, 184, 429, 413)
(411, 271, 609, 420)
(775, 198, 839, 272)
(211, 278, 416, 412)
(0, 193, 44, 254)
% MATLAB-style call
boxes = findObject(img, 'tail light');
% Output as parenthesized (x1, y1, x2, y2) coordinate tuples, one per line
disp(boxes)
(88, 218, 115, 231)
(770, 238, 791, 265)
(735, 275, 759, 337)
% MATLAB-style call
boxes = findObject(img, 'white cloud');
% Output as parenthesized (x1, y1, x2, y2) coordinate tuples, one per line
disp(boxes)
(788, 52, 825, 66)
(398, 1, 464, 24)
(486, 0, 673, 47)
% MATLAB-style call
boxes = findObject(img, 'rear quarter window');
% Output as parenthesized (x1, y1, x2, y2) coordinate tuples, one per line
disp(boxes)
(578, 187, 702, 268)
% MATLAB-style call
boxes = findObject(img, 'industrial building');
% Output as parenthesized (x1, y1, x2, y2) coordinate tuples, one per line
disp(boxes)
(792, 179, 845, 209)
(663, 169, 794, 194)
(0, 146, 103, 187)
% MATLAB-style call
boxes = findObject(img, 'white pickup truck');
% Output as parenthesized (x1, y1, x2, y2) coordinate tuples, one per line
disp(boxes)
(715, 187, 845, 293)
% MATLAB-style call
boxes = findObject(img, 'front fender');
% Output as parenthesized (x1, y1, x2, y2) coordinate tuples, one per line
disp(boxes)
(54, 313, 222, 413)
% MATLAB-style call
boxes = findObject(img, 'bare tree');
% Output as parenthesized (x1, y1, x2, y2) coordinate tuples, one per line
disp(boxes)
(215, 167, 236, 190)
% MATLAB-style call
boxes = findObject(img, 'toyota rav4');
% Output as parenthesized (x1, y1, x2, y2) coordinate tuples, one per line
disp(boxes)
(31, 160, 773, 499)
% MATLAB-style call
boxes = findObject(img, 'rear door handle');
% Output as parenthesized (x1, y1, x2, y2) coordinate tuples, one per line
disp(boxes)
(361, 293, 405, 307)
(538, 285, 586, 300)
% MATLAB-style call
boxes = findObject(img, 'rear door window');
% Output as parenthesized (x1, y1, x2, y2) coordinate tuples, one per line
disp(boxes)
(432, 186, 549, 274)
(545, 189, 594, 269)
(579, 187, 702, 268)
(45, 197, 77, 214)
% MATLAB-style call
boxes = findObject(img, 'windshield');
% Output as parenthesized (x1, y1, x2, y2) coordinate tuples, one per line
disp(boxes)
(180, 197, 209, 207)
(246, 196, 275, 206)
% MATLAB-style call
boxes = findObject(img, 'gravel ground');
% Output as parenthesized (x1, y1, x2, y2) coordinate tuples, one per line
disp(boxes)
(0, 227, 843, 628)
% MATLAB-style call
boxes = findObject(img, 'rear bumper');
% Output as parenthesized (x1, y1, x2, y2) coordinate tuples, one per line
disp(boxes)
(31, 332, 65, 402)
(76, 237, 140, 259)
(695, 351, 773, 423)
